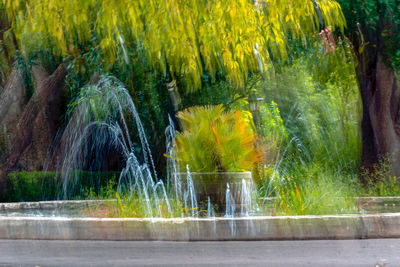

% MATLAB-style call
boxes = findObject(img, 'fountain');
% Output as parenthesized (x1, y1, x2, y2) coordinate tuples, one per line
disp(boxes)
(56, 75, 255, 218)
(2, 75, 400, 241)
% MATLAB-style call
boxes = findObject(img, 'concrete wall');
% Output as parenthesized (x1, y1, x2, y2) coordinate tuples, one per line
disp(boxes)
(1, 213, 400, 241)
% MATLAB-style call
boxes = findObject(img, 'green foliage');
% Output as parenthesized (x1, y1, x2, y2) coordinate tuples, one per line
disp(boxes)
(338, 0, 400, 71)
(0, 45, 10, 89)
(272, 167, 357, 215)
(6, 171, 119, 202)
(175, 105, 263, 173)
(3, 0, 345, 91)
(261, 40, 361, 176)
(257, 101, 288, 165)
(360, 158, 400, 197)
(258, 101, 287, 143)
(66, 74, 170, 178)
(363, 176, 400, 197)
(63, 170, 120, 200)
(105, 192, 193, 218)
(0, 3, 16, 85)
(64, 47, 104, 108)
(13, 51, 34, 99)
(64, 54, 172, 175)
(5, 0, 398, 216)
(127, 70, 172, 166)
(180, 80, 234, 109)
(83, 179, 117, 200)
(268, 159, 400, 215)
(0, 126, 8, 161)
(6, 171, 61, 202)
(255, 38, 362, 215)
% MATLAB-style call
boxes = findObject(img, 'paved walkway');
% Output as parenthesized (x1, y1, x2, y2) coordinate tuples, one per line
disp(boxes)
(0, 239, 400, 266)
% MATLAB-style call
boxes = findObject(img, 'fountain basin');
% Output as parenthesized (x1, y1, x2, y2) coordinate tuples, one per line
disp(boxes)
(0, 200, 109, 217)
(1, 213, 400, 241)
(1, 197, 400, 240)
(175, 172, 253, 210)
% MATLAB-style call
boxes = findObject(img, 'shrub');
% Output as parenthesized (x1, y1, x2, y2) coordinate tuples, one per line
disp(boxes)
(64, 170, 120, 199)
(6, 170, 120, 202)
(174, 105, 263, 173)
(361, 157, 400, 196)
(6, 171, 61, 202)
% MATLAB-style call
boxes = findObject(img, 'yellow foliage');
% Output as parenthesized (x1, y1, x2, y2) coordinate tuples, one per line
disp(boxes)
(175, 105, 263, 172)
(3, 0, 345, 91)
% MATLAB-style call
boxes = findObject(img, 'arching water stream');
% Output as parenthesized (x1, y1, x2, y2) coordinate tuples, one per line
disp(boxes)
(57, 75, 256, 218)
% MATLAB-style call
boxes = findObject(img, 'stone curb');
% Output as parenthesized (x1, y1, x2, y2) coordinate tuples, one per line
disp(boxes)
(1, 213, 400, 241)
(3, 197, 400, 211)
(0, 200, 111, 211)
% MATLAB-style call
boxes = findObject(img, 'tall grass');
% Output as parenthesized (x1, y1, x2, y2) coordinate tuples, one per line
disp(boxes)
(273, 167, 357, 216)
(257, 40, 363, 215)
(265, 43, 361, 172)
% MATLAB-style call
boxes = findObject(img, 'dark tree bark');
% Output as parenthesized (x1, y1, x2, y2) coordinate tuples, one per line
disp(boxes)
(0, 68, 26, 129)
(0, 68, 26, 200)
(356, 52, 400, 181)
(329, 0, 400, 182)
(0, 64, 67, 200)
(346, 0, 400, 182)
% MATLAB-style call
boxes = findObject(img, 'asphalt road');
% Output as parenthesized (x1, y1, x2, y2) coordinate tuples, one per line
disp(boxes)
(0, 239, 399, 266)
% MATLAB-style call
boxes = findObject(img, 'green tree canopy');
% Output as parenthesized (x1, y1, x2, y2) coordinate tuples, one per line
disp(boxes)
(338, 0, 400, 70)
(2, 0, 345, 91)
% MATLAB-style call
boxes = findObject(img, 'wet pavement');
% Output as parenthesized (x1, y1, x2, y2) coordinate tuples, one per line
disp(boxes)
(0, 239, 399, 266)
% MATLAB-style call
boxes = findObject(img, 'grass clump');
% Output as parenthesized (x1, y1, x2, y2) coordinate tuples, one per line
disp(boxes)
(363, 176, 400, 197)
(270, 166, 357, 216)
(100, 192, 198, 218)
(360, 158, 400, 197)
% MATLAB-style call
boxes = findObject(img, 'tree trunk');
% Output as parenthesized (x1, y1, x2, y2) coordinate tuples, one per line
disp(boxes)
(0, 68, 26, 133)
(0, 68, 26, 200)
(358, 54, 400, 181)
(0, 64, 67, 200)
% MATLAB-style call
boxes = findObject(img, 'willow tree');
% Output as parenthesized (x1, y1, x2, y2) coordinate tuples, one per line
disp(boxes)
(2, 0, 345, 92)
(0, 0, 347, 199)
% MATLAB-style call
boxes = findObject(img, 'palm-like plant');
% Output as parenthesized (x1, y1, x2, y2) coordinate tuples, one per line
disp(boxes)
(175, 105, 263, 173)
